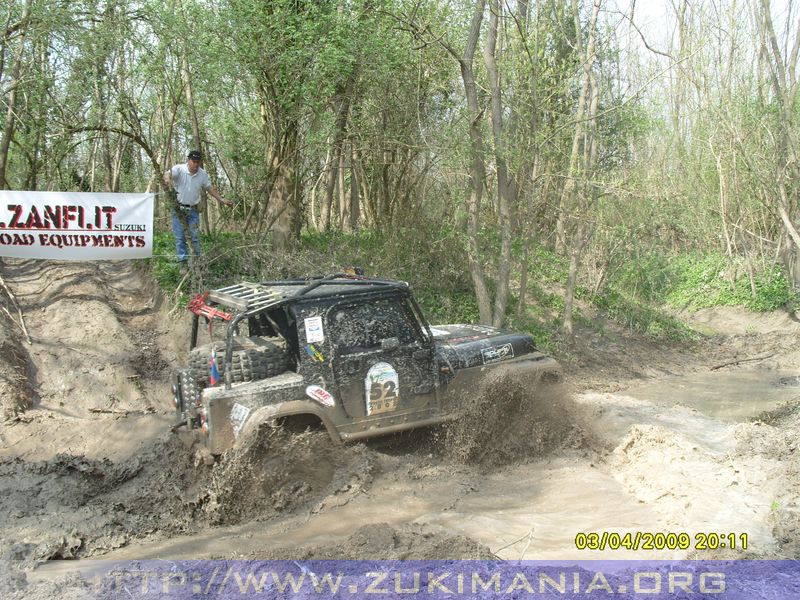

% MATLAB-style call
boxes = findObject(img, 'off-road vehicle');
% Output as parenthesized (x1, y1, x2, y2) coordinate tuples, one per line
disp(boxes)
(172, 274, 560, 455)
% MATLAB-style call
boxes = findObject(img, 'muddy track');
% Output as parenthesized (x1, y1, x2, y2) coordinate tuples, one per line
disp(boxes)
(0, 260, 192, 560)
(0, 259, 799, 584)
(0, 260, 500, 563)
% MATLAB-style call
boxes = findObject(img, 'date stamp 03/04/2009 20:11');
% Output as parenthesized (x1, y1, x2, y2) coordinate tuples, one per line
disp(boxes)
(574, 532, 748, 552)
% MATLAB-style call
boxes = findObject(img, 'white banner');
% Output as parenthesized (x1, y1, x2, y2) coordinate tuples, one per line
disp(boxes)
(0, 191, 154, 260)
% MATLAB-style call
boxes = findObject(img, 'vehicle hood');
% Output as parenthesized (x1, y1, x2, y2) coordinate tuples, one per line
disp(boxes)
(430, 324, 538, 370)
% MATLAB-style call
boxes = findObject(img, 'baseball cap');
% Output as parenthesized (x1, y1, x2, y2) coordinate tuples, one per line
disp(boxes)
(187, 150, 202, 160)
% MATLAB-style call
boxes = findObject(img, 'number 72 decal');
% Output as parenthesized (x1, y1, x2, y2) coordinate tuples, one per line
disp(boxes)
(365, 361, 400, 415)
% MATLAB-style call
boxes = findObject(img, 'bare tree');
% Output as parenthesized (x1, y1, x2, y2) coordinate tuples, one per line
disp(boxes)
(0, 0, 32, 189)
(755, 0, 800, 287)
(561, 0, 601, 335)
(484, 0, 517, 327)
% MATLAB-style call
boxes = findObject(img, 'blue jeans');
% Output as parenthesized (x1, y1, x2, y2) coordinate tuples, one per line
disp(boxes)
(172, 207, 201, 262)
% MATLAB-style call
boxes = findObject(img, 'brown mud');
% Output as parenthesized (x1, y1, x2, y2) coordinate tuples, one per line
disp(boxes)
(0, 259, 798, 593)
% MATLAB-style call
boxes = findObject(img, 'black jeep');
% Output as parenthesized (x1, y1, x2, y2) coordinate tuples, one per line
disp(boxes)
(173, 274, 560, 454)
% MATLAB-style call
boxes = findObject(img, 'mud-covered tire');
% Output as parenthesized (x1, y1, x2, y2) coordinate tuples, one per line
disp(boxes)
(189, 336, 291, 387)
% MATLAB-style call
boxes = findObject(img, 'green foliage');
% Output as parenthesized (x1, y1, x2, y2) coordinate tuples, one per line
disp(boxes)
(526, 244, 569, 286)
(592, 288, 698, 342)
(508, 239, 694, 342)
(149, 224, 480, 325)
(612, 253, 679, 303)
(296, 226, 480, 325)
(588, 251, 795, 339)
(664, 254, 795, 312)
(150, 229, 795, 349)
(150, 233, 184, 291)
(505, 293, 561, 353)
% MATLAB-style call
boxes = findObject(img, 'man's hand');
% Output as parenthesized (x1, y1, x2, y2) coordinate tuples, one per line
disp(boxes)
(208, 187, 232, 206)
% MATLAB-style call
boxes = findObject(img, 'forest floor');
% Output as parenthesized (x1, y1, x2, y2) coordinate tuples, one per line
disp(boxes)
(0, 259, 799, 596)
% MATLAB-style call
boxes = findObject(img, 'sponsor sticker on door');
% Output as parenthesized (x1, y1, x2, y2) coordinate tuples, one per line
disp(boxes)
(304, 316, 325, 343)
(365, 361, 399, 415)
(481, 343, 514, 364)
(306, 385, 335, 407)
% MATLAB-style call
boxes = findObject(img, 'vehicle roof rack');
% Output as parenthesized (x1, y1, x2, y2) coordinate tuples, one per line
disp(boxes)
(207, 274, 408, 316)
(208, 282, 285, 312)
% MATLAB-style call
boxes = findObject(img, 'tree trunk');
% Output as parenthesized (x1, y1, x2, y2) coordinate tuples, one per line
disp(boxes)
(323, 74, 356, 231)
(0, 0, 32, 189)
(25, 38, 47, 190)
(555, 0, 598, 255)
(484, 0, 516, 327)
(757, 0, 800, 287)
(453, 0, 492, 324)
(516, 236, 531, 318)
(110, 45, 128, 193)
(321, 140, 337, 230)
(562, 220, 589, 335)
(338, 149, 348, 231)
(268, 124, 300, 251)
(560, 0, 601, 335)
(243, 94, 277, 235)
(0, 4, 14, 82)
(710, 143, 734, 257)
(350, 142, 360, 232)
(180, 50, 209, 232)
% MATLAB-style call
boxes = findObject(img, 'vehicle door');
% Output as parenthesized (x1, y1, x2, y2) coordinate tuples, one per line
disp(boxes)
(328, 296, 437, 420)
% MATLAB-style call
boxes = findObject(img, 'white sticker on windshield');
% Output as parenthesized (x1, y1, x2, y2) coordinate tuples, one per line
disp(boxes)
(304, 316, 325, 343)
(230, 402, 251, 437)
(429, 327, 448, 337)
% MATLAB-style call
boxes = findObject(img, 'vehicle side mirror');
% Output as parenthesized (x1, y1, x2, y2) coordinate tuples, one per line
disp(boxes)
(381, 337, 400, 351)
(413, 348, 432, 361)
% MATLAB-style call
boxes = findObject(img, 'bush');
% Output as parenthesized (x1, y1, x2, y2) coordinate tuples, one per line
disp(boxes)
(664, 254, 795, 312)
(148, 230, 794, 348)
(148, 225, 480, 326)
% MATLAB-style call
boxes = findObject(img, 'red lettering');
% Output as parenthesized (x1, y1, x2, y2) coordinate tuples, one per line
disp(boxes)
(102, 206, 116, 229)
(0, 233, 33, 245)
(24, 206, 44, 229)
(43, 205, 60, 229)
(8, 205, 23, 228)
(62, 205, 77, 229)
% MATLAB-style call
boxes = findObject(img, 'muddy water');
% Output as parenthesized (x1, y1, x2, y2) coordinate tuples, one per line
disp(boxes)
(411, 370, 788, 559)
(34, 370, 793, 569)
(622, 370, 800, 421)
(423, 458, 662, 560)
(39, 453, 661, 563)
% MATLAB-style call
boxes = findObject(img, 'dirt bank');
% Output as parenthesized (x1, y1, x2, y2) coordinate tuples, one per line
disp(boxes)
(0, 259, 798, 580)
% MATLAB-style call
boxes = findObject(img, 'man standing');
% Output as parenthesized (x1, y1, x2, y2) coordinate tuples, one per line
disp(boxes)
(163, 150, 233, 267)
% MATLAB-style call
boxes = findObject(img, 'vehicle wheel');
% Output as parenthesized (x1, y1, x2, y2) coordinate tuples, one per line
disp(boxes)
(189, 337, 291, 387)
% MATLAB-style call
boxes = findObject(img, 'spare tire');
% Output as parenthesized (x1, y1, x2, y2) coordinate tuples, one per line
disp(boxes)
(189, 336, 291, 387)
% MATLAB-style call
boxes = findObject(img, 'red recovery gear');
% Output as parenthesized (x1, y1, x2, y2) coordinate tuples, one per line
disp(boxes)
(188, 293, 232, 335)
